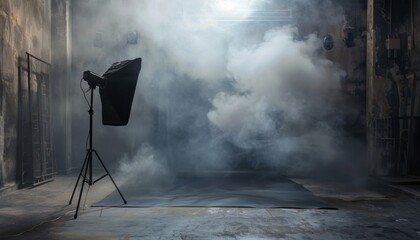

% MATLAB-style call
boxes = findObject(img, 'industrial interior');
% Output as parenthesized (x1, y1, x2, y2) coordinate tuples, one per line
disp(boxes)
(1, 0, 420, 239)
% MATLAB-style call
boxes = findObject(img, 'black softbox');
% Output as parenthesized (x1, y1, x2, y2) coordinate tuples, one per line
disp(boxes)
(100, 58, 142, 125)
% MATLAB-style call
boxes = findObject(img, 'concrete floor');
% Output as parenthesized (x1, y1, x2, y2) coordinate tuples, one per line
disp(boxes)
(1, 175, 420, 239)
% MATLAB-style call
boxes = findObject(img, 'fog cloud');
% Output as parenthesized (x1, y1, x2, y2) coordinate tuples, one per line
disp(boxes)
(71, 0, 366, 185)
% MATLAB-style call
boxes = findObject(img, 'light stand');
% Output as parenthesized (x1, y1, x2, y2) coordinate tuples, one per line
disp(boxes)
(69, 77, 127, 219)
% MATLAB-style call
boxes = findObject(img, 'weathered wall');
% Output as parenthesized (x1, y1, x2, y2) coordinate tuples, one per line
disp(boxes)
(297, 0, 368, 174)
(51, 0, 72, 174)
(0, 0, 51, 189)
(322, 0, 367, 137)
(367, 0, 420, 176)
(322, 1, 368, 177)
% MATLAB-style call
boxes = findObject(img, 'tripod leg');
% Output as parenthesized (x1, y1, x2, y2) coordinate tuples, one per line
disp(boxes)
(93, 150, 127, 204)
(74, 151, 91, 219)
(69, 151, 89, 205)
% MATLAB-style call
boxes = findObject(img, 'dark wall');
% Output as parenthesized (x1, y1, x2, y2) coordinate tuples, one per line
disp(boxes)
(367, 0, 420, 176)
(0, 0, 51, 189)
(321, 0, 368, 150)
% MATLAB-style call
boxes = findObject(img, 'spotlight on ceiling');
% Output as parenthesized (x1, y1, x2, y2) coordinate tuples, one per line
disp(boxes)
(93, 31, 104, 48)
(127, 31, 138, 44)
(323, 34, 334, 50)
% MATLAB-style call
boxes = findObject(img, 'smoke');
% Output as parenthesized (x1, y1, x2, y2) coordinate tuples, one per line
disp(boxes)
(117, 144, 173, 193)
(207, 26, 349, 172)
(70, 0, 367, 185)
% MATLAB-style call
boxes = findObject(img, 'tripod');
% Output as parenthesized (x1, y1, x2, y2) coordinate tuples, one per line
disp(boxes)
(69, 83, 127, 219)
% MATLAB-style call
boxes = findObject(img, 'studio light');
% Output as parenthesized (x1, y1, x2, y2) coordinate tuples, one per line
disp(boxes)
(127, 31, 138, 44)
(70, 58, 142, 219)
(93, 31, 104, 48)
(81, 58, 142, 125)
(83, 70, 106, 88)
(100, 58, 142, 125)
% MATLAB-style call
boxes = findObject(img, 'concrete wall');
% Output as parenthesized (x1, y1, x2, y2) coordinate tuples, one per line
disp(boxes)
(51, 0, 72, 174)
(0, 0, 51, 189)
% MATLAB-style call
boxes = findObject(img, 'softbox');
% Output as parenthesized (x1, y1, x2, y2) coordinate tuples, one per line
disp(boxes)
(100, 58, 142, 125)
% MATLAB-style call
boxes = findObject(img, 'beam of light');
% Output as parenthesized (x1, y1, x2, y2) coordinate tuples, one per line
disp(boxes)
(180, 1, 293, 24)
(217, 0, 247, 13)
(214, 0, 253, 19)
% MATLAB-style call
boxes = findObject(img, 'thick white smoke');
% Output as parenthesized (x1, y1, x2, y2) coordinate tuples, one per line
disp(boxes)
(71, 0, 366, 184)
(208, 26, 345, 169)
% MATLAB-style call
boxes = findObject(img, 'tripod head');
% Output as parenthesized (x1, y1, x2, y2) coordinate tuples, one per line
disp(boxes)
(83, 71, 106, 89)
